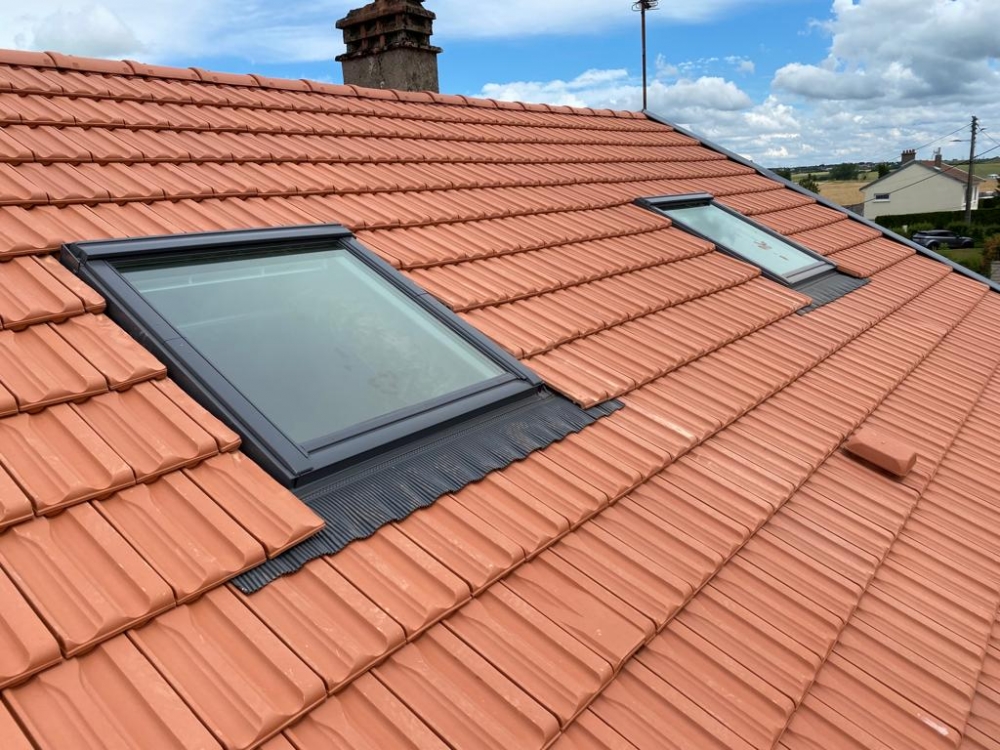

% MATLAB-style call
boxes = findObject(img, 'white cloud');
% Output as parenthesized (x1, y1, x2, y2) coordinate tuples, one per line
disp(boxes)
(725, 55, 755, 75)
(0, 1, 353, 63)
(433, 0, 794, 39)
(480, 68, 753, 118)
(27, 5, 144, 57)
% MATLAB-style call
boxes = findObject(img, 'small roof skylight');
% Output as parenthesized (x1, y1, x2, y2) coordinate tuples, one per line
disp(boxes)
(62, 225, 541, 488)
(639, 193, 832, 285)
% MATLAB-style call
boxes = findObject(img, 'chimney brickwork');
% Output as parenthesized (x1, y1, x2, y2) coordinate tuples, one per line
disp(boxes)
(336, 0, 441, 92)
(901, 149, 916, 164)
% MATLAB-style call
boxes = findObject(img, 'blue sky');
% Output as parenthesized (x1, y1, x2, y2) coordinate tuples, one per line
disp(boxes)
(3, 1, 999, 166)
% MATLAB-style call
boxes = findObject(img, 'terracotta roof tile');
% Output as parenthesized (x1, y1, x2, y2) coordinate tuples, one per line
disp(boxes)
(184, 452, 323, 557)
(329, 525, 470, 639)
(0, 256, 85, 325)
(72, 382, 218, 482)
(0, 565, 61, 687)
(551, 524, 693, 630)
(5, 636, 222, 750)
(238, 559, 405, 693)
(445, 584, 613, 727)
(503, 551, 652, 669)
(394, 496, 525, 593)
(373, 625, 561, 750)
(806, 655, 959, 749)
(96, 472, 266, 602)
(129, 586, 326, 750)
(0, 402, 135, 514)
(0, 323, 106, 410)
(2, 54, 1000, 749)
(0, 502, 173, 656)
(638, 622, 796, 748)
(589, 659, 756, 750)
(51, 314, 166, 390)
(283, 672, 447, 749)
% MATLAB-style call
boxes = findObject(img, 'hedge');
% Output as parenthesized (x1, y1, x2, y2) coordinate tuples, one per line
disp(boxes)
(874, 207, 1000, 232)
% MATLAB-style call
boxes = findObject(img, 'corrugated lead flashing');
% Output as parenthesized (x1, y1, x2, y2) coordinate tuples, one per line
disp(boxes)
(233, 394, 624, 592)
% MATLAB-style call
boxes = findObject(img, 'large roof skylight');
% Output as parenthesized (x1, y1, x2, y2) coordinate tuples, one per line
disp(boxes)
(63, 225, 541, 488)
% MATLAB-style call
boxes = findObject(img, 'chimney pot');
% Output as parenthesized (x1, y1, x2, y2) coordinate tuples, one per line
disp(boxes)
(901, 149, 916, 164)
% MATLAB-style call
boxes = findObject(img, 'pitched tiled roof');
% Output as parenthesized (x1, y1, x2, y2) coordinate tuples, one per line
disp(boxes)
(0, 48, 999, 749)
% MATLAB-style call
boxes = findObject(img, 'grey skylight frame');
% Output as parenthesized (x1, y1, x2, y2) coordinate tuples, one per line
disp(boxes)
(636, 193, 836, 287)
(62, 224, 542, 489)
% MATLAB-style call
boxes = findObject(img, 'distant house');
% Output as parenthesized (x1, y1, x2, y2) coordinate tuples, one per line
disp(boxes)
(861, 149, 984, 219)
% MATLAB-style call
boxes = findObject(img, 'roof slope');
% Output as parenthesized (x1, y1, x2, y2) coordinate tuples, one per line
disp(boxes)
(0, 49, 999, 750)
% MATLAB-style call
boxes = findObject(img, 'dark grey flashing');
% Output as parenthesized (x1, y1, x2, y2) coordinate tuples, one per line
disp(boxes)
(643, 109, 1000, 295)
(233, 394, 625, 592)
(795, 273, 869, 314)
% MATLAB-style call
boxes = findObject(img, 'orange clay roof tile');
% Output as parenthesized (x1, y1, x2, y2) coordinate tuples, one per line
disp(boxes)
(373, 625, 561, 750)
(0, 502, 174, 656)
(445, 584, 613, 727)
(329, 525, 470, 639)
(0, 323, 107, 410)
(129, 586, 326, 750)
(95, 472, 266, 602)
(0, 565, 62, 688)
(5, 636, 223, 750)
(237, 559, 405, 693)
(71, 382, 219, 482)
(3, 52, 1000, 750)
(282, 672, 448, 750)
(50, 314, 165, 390)
(0, 402, 135, 514)
(183, 452, 323, 557)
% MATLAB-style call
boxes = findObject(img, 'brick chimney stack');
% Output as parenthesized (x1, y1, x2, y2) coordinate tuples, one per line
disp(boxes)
(901, 149, 916, 164)
(336, 0, 442, 93)
(934, 149, 943, 168)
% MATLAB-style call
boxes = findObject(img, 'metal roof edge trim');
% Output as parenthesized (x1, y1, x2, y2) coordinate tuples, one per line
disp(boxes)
(643, 109, 1000, 295)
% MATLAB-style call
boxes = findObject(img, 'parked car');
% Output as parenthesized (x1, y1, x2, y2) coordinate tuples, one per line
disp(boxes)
(988, 173, 999, 180)
(911, 229, 975, 249)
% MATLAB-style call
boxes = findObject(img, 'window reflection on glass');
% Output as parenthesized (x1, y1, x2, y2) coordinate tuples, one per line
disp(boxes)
(662, 203, 828, 280)
(120, 247, 504, 445)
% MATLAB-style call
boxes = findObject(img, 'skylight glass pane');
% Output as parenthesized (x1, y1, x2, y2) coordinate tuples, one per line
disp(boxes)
(663, 204, 826, 279)
(119, 246, 504, 445)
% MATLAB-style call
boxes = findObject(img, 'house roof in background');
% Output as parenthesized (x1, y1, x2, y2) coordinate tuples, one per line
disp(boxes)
(0, 48, 999, 750)
(862, 158, 985, 191)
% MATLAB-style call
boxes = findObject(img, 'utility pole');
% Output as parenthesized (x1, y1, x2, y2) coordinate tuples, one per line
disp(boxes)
(965, 115, 978, 225)
(632, 1, 659, 111)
